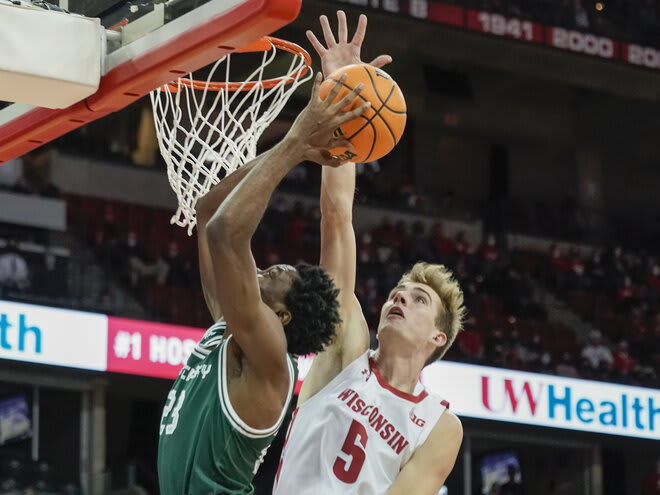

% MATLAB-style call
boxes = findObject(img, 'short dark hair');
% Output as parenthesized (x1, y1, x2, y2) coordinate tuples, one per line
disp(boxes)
(283, 263, 341, 355)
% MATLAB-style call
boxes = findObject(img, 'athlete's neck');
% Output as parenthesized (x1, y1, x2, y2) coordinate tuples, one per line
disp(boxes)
(372, 349, 424, 395)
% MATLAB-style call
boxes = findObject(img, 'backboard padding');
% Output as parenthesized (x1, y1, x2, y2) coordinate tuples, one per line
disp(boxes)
(0, 0, 301, 164)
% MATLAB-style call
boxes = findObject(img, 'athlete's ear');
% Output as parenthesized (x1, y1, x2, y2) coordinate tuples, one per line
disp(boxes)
(277, 309, 292, 327)
(431, 330, 447, 348)
(270, 300, 292, 326)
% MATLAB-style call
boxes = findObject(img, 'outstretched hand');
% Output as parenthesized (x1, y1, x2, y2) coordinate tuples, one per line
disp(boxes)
(287, 72, 369, 167)
(307, 11, 392, 78)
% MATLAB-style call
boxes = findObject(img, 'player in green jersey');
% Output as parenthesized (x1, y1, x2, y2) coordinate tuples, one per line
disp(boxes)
(157, 73, 370, 494)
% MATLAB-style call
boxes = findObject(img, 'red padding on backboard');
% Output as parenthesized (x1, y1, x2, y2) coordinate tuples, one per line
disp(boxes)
(0, 0, 301, 164)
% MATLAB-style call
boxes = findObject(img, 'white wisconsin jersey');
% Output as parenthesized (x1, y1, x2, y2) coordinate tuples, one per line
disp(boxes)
(273, 350, 449, 495)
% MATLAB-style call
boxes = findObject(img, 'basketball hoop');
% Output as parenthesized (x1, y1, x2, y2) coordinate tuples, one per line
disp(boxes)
(150, 36, 313, 235)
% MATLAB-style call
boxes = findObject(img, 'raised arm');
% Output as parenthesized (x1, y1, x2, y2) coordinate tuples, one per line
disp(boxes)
(299, 12, 392, 404)
(205, 75, 367, 378)
(195, 151, 273, 322)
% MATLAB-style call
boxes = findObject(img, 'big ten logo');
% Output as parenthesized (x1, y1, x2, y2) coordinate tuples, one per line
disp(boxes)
(550, 28, 615, 59)
(149, 335, 197, 366)
(0, 313, 41, 354)
(626, 44, 660, 69)
(409, 411, 425, 427)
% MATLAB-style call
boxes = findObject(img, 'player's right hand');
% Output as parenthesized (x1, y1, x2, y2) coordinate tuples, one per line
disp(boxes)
(287, 72, 369, 167)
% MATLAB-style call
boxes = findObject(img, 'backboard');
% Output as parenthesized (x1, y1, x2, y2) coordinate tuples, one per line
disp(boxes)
(0, 0, 302, 164)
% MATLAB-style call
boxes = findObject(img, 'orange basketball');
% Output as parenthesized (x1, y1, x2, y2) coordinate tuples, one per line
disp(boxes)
(319, 64, 407, 163)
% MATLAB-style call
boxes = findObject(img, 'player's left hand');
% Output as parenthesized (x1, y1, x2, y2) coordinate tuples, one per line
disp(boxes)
(307, 11, 392, 78)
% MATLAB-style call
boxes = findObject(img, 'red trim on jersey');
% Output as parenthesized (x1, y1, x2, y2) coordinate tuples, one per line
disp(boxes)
(275, 407, 299, 487)
(441, 399, 450, 409)
(368, 358, 428, 403)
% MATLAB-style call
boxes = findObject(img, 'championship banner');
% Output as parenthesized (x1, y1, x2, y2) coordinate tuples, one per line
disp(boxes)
(422, 361, 660, 440)
(331, 0, 653, 69)
(424, 2, 464, 27)
(545, 26, 619, 60)
(466, 10, 543, 43)
(622, 43, 660, 69)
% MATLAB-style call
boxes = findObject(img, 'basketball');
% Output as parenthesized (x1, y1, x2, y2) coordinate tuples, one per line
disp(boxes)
(319, 64, 407, 163)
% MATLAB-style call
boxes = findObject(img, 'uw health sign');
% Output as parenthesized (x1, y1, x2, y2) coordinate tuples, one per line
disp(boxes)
(1, 299, 659, 440)
(421, 361, 660, 440)
(0, 300, 107, 370)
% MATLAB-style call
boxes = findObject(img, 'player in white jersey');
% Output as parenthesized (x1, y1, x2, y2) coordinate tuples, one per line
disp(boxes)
(273, 12, 466, 495)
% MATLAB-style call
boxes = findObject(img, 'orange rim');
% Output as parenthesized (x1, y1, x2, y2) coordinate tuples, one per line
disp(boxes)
(162, 36, 312, 93)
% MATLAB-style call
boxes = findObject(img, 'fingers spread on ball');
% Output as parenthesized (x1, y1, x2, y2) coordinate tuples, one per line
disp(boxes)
(338, 101, 370, 125)
(337, 82, 363, 110)
(325, 74, 347, 106)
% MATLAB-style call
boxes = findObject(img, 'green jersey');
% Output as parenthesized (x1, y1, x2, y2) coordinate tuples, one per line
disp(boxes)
(157, 321, 297, 495)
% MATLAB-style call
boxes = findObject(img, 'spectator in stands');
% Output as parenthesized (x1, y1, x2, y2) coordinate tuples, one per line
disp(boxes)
(500, 464, 523, 495)
(259, 196, 289, 245)
(549, 244, 571, 292)
(607, 245, 627, 280)
(567, 247, 587, 290)
(573, 0, 590, 29)
(616, 276, 638, 313)
(122, 231, 168, 287)
(485, 328, 509, 367)
(580, 330, 613, 373)
(393, 219, 412, 261)
(457, 317, 484, 364)
(586, 250, 607, 292)
(357, 231, 377, 277)
(164, 242, 191, 288)
(429, 222, 456, 266)
(479, 233, 500, 265)
(409, 220, 430, 263)
(555, 352, 579, 378)
(647, 317, 660, 377)
(647, 264, 660, 309)
(518, 333, 552, 373)
(555, 0, 573, 27)
(0, 239, 30, 293)
(642, 459, 660, 495)
(501, 265, 544, 318)
(454, 230, 471, 258)
(284, 201, 308, 251)
(504, 329, 526, 371)
(100, 204, 119, 241)
(372, 216, 396, 248)
(612, 340, 636, 383)
(299, 205, 322, 260)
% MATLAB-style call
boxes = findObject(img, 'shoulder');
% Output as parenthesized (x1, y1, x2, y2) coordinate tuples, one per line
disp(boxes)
(435, 410, 463, 438)
(420, 410, 463, 456)
(396, 410, 462, 489)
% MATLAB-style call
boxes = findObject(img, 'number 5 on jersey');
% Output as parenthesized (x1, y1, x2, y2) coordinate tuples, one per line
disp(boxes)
(333, 420, 368, 483)
(160, 390, 186, 435)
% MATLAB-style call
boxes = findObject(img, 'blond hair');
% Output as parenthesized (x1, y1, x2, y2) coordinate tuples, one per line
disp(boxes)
(397, 262, 466, 365)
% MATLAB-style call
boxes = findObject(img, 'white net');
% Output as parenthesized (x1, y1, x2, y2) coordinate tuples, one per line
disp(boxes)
(150, 37, 312, 235)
